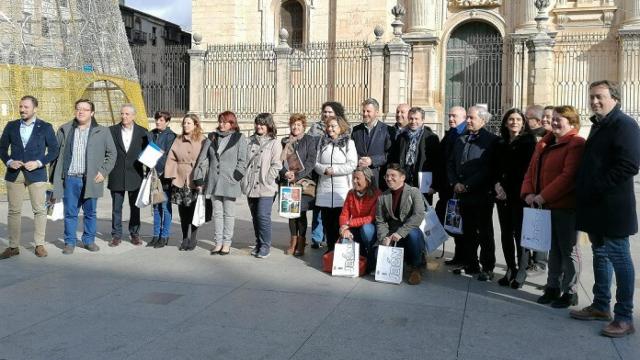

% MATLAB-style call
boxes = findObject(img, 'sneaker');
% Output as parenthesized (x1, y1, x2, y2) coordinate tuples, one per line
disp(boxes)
(34, 245, 48, 258)
(601, 320, 635, 338)
(62, 245, 75, 255)
(84, 243, 100, 252)
(570, 306, 612, 321)
(250, 246, 260, 256)
(537, 287, 561, 304)
(256, 251, 270, 259)
(477, 271, 494, 282)
(551, 293, 578, 308)
(0, 247, 20, 259)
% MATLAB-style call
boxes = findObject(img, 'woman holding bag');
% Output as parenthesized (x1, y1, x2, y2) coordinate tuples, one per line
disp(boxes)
(280, 113, 318, 256)
(242, 113, 282, 259)
(521, 105, 586, 308)
(164, 114, 206, 251)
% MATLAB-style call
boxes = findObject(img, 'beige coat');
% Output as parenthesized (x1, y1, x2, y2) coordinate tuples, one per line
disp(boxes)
(241, 134, 283, 198)
(164, 134, 205, 189)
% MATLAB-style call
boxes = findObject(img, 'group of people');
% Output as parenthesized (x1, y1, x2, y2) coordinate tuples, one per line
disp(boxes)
(0, 79, 637, 338)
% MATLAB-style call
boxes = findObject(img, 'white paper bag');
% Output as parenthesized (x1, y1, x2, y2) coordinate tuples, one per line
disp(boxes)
(375, 244, 404, 284)
(332, 241, 360, 278)
(135, 172, 153, 208)
(444, 198, 463, 235)
(421, 205, 449, 253)
(521, 207, 552, 252)
(418, 172, 433, 193)
(192, 194, 206, 227)
(47, 201, 64, 221)
(138, 141, 164, 168)
(278, 186, 301, 219)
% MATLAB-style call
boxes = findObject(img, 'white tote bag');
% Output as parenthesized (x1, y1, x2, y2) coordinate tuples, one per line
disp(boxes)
(47, 201, 64, 221)
(278, 185, 301, 219)
(444, 198, 463, 235)
(135, 172, 153, 208)
(192, 194, 206, 227)
(421, 205, 449, 254)
(375, 244, 404, 284)
(332, 241, 360, 278)
(521, 207, 552, 252)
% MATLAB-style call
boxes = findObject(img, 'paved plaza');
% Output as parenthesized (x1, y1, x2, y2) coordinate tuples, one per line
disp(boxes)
(0, 182, 639, 360)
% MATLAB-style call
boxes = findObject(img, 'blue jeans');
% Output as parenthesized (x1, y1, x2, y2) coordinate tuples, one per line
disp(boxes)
(351, 223, 376, 271)
(311, 207, 324, 244)
(63, 175, 97, 246)
(590, 235, 635, 322)
(397, 228, 425, 267)
(248, 197, 273, 256)
(153, 189, 173, 238)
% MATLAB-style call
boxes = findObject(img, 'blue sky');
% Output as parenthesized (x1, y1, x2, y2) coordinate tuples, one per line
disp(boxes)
(124, 0, 192, 31)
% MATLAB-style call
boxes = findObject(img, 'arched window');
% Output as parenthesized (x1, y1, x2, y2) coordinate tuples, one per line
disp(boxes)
(281, 0, 304, 45)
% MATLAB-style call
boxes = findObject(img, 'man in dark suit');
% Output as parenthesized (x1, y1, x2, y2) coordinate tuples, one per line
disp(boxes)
(351, 98, 392, 188)
(0, 96, 58, 259)
(448, 105, 500, 281)
(108, 104, 149, 246)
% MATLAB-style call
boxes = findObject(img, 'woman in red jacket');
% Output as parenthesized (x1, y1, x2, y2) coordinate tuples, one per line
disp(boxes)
(339, 166, 382, 273)
(521, 105, 586, 308)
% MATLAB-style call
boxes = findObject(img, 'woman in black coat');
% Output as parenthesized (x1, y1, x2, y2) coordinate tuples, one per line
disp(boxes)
(494, 108, 536, 286)
(280, 113, 318, 256)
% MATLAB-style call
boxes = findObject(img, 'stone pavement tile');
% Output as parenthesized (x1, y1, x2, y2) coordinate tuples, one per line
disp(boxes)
(611, 335, 640, 360)
(457, 308, 620, 360)
(290, 297, 461, 360)
(0, 270, 129, 339)
(196, 288, 343, 335)
(78, 279, 236, 323)
(0, 253, 53, 289)
(0, 310, 172, 360)
(125, 322, 307, 360)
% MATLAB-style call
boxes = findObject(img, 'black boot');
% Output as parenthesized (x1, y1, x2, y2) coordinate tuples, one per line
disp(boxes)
(551, 293, 578, 308)
(179, 238, 189, 251)
(155, 237, 168, 248)
(187, 228, 198, 251)
(498, 268, 516, 287)
(147, 237, 159, 247)
(537, 287, 561, 304)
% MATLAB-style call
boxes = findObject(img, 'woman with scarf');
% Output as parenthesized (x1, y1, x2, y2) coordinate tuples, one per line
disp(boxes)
(193, 111, 248, 255)
(494, 108, 536, 287)
(314, 115, 358, 252)
(241, 113, 282, 259)
(164, 114, 206, 251)
(280, 113, 318, 256)
(391, 106, 441, 204)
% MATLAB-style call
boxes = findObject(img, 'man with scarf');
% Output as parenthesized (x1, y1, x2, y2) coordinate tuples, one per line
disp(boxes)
(390, 107, 441, 205)
(49, 99, 117, 254)
(351, 98, 392, 189)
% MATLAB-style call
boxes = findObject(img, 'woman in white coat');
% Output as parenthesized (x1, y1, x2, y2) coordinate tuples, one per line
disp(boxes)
(314, 116, 357, 252)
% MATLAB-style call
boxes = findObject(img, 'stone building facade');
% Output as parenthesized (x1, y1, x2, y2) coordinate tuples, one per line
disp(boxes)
(191, 0, 640, 132)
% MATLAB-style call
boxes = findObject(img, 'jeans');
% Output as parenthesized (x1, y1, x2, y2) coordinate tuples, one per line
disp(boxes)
(110, 190, 140, 239)
(63, 175, 97, 246)
(397, 228, 425, 268)
(248, 196, 273, 255)
(153, 189, 173, 238)
(311, 207, 324, 244)
(351, 223, 376, 271)
(590, 235, 635, 323)
(213, 196, 236, 246)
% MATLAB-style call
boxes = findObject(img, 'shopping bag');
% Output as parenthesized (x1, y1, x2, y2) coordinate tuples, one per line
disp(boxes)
(47, 201, 64, 221)
(375, 244, 404, 284)
(521, 207, 552, 252)
(322, 251, 367, 276)
(331, 240, 360, 277)
(278, 185, 301, 219)
(444, 198, 463, 235)
(135, 172, 153, 208)
(421, 205, 449, 253)
(192, 194, 206, 227)
(150, 169, 166, 205)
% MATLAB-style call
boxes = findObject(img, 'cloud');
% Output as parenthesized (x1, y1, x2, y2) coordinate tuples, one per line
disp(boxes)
(124, 0, 192, 31)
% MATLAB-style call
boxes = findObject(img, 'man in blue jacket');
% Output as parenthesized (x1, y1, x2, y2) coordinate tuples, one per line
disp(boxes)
(0, 96, 58, 259)
(570, 80, 640, 338)
(351, 98, 392, 188)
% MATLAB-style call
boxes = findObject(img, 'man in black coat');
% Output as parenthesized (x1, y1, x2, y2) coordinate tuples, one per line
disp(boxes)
(448, 106, 500, 281)
(570, 80, 640, 338)
(351, 98, 392, 188)
(107, 104, 149, 246)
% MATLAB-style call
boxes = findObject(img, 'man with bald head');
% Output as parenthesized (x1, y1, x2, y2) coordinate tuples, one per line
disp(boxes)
(391, 103, 411, 140)
(437, 105, 467, 265)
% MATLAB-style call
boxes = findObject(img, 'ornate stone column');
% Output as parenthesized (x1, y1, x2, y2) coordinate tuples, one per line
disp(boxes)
(406, 0, 434, 34)
(273, 29, 292, 125)
(384, 5, 412, 121)
(526, 1, 555, 106)
(188, 33, 206, 118)
(622, 0, 640, 30)
(369, 26, 386, 106)
(516, 0, 540, 33)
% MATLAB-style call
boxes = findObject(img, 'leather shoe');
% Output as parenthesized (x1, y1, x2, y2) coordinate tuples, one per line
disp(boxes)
(147, 237, 159, 247)
(62, 245, 75, 255)
(551, 293, 578, 308)
(179, 239, 189, 251)
(0, 247, 20, 259)
(131, 235, 142, 246)
(477, 271, 494, 282)
(570, 306, 612, 321)
(84, 243, 100, 252)
(34, 245, 48, 258)
(155, 237, 168, 248)
(453, 265, 480, 275)
(601, 320, 635, 338)
(408, 268, 422, 285)
(444, 258, 463, 266)
(537, 287, 561, 304)
(109, 238, 121, 247)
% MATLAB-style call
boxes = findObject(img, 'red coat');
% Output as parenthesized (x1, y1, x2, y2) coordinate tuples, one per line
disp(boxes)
(521, 130, 585, 209)
(339, 188, 382, 228)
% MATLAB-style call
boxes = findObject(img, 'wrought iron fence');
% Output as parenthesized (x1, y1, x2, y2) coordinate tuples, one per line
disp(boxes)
(203, 43, 276, 120)
(619, 33, 640, 122)
(289, 41, 371, 120)
(131, 44, 190, 118)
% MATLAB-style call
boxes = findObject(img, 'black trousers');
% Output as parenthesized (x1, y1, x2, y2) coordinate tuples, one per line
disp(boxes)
(178, 203, 198, 240)
(459, 199, 496, 272)
(111, 190, 140, 239)
(496, 198, 525, 270)
(318, 206, 343, 251)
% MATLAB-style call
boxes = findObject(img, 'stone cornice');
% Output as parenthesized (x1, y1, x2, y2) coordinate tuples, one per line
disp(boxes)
(552, 5, 617, 29)
(448, 0, 502, 8)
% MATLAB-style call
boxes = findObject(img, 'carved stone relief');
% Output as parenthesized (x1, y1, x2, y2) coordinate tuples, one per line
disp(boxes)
(448, 0, 502, 8)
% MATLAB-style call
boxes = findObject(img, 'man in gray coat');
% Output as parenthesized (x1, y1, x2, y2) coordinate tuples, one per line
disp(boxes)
(50, 99, 117, 254)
